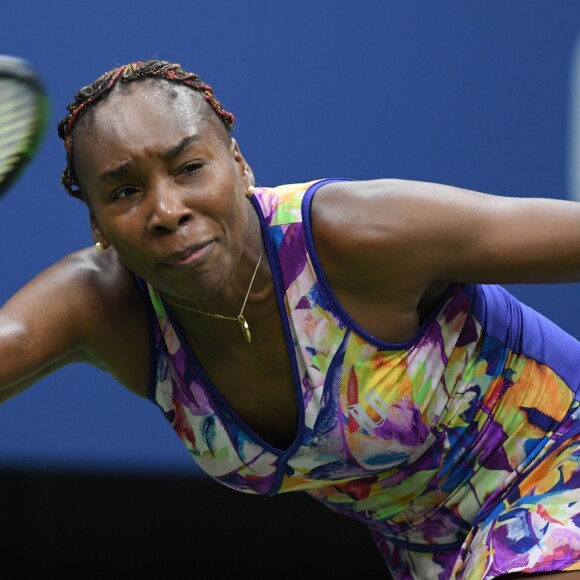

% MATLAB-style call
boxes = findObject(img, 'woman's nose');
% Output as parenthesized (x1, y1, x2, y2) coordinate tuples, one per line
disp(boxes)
(147, 181, 193, 233)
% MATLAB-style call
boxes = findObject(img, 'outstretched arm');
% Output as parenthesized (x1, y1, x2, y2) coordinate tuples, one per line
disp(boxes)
(0, 248, 149, 403)
(310, 178, 580, 340)
(313, 178, 580, 286)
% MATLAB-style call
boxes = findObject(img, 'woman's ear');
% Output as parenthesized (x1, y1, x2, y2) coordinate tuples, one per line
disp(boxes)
(89, 209, 111, 250)
(231, 138, 255, 191)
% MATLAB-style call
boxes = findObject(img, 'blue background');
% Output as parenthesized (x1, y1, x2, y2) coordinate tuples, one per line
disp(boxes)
(1, 0, 580, 475)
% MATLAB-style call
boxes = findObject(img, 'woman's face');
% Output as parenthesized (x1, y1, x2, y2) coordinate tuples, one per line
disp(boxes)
(74, 80, 253, 301)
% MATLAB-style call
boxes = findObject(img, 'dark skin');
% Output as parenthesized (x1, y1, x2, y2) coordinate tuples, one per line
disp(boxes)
(2, 79, 580, 577)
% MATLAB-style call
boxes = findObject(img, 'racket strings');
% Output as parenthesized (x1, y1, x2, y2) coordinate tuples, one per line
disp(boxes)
(0, 78, 41, 179)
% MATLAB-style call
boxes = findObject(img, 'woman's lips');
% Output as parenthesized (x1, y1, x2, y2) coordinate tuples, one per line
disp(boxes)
(160, 241, 214, 268)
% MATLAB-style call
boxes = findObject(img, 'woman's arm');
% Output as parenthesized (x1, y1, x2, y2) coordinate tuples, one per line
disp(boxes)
(310, 178, 580, 340)
(313, 178, 580, 286)
(0, 248, 149, 402)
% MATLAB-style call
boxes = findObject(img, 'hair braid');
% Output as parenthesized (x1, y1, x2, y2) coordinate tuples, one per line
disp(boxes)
(57, 60, 235, 199)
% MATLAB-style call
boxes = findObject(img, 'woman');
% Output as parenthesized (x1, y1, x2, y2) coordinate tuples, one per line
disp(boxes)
(1, 60, 579, 579)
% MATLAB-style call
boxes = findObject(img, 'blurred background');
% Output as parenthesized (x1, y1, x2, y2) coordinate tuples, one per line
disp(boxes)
(1, 1, 580, 577)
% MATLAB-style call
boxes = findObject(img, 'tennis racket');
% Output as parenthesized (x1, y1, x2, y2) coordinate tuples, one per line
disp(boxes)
(0, 56, 48, 198)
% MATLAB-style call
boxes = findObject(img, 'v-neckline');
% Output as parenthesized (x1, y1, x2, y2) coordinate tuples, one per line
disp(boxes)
(157, 194, 306, 456)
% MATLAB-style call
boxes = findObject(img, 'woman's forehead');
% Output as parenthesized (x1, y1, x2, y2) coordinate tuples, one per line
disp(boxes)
(72, 81, 232, 184)
(86, 80, 206, 133)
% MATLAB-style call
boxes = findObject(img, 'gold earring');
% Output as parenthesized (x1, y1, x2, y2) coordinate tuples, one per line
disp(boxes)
(95, 242, 104, 251)
(247, 185, 255, 197)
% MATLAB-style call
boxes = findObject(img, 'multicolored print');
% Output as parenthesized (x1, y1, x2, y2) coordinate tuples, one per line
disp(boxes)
(142, 179, 580, 578)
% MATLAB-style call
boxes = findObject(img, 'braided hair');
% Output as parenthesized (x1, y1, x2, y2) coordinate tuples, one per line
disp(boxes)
(57, 60, 235, 199)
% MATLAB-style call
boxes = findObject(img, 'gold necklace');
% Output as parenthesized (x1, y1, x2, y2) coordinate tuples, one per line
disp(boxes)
(163, 250, 263, 343)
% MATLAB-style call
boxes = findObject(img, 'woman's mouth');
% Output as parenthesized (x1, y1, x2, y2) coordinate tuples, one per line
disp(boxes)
(160, 241, 214, 268)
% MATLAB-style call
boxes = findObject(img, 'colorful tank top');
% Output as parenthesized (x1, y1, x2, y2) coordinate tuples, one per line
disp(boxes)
(140, 179, 580, 579)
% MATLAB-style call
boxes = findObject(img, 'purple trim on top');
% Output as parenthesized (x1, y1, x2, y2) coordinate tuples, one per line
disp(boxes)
(301, 179, 456, 350)
(250, 193, 308, 494)
(132, 275, 161, 404)
(470, 284, 580, 395)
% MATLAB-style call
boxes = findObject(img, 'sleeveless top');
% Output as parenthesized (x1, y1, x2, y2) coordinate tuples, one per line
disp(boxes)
(138, 179, 580, 579)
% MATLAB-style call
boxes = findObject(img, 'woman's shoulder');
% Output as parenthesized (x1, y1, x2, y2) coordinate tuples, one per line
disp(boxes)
(308, 178, 431, 296)
(67, 245, 147, 335)
(51, 246, 140, 305)
(53, 247, 150, 395)
(309, 179, 403, 258)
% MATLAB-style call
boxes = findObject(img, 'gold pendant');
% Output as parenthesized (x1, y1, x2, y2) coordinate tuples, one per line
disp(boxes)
(238, 315, 251, 343)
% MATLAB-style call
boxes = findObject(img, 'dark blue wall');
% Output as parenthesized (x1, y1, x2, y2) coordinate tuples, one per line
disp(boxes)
(1, 0, 579, 474)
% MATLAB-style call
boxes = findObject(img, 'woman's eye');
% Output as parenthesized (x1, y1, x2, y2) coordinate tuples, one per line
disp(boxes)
(179, 162, 202, 176)
(111, 186, 139, 201)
